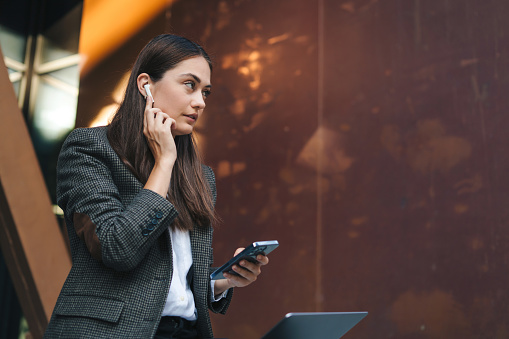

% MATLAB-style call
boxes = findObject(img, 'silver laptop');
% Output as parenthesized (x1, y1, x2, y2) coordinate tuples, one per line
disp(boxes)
(261, 312, 368, 339)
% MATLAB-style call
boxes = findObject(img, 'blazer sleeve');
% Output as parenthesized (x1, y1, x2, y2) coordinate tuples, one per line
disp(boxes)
(201, 165, 234, 314)
(208, 272, 234, 314)
(57, 128, 178, 272)
(201, 164, 217, 207)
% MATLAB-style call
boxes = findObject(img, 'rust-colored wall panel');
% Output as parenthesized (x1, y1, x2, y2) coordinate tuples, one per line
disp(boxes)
(76, 0, 509, 338)
(318, 1, 509, 338)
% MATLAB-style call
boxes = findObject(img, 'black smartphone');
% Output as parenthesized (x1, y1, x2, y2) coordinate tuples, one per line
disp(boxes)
(210, 240, 279, 280)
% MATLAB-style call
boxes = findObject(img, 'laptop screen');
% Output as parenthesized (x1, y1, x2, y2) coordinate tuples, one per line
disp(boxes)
(261, 312, 368, 339)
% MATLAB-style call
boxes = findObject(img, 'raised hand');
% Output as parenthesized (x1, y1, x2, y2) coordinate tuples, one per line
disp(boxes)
(142, 94, 177, 198)
(143, 94, 177, 166)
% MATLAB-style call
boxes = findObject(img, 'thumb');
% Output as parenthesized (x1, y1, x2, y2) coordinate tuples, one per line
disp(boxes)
(233, 248, 245, 256)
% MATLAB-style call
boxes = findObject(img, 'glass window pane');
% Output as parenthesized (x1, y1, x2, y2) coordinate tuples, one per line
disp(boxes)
(40, 5, 82, 64)
(6, 67, 21, 98)
(32, 81, 77, 142)
(0, 25, 26, 62)
(47, 65, 80, 88)
(40, 37, 76, 64)
(11, 81, 20, 97)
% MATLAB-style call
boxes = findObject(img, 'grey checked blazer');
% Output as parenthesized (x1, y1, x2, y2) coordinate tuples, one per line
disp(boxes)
(44, 126, 232, 339)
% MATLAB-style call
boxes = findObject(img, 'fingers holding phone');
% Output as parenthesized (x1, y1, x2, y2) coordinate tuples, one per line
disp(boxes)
(212, 241, 277, 296)
(223, 248, 269, 288)
(143, 89, 177, 165)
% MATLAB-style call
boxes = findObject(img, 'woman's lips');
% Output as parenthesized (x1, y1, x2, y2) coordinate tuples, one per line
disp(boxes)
(184, 114, 197, 122)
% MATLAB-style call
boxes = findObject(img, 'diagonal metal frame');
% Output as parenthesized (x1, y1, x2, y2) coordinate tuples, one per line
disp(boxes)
(0, 45, 71, 339)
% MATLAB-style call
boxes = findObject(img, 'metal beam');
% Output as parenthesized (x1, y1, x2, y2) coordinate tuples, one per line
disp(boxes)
(0, 45, 71, 339)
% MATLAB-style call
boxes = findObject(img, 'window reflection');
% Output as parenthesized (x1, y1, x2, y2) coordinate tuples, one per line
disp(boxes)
(0, 2, 82, 338)
(0, 25, 27, 99)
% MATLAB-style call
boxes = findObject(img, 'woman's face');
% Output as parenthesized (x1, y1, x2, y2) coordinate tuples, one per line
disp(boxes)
(150, 56, 211, 136)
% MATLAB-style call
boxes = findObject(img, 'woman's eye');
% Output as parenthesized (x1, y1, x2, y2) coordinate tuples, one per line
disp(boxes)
(184, 81, 195, 89)
(202, 90, 211, 98)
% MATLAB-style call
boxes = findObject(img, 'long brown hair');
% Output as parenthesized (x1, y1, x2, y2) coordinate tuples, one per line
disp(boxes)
(107, 34, 217, 231)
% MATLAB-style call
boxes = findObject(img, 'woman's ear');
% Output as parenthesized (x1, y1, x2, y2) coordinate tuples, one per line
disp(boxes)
(137, 73, 151, 97)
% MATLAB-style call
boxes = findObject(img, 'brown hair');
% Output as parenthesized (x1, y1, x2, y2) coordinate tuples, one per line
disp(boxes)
(107, 34, 217, 231)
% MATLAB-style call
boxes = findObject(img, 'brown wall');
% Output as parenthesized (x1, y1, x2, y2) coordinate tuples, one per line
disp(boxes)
(77, 1, 509, 338)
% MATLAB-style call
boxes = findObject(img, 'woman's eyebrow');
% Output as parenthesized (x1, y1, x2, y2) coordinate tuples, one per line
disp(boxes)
(180, 73, 212, 87)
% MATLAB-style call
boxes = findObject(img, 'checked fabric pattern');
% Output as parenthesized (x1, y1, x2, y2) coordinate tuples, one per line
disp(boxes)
(44, 126, 232, 339)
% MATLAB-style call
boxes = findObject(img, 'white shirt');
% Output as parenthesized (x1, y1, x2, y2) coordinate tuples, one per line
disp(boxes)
(161, 228, 228, 320)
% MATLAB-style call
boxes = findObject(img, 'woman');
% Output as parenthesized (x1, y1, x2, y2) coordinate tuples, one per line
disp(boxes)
(44, 34, 268, 339)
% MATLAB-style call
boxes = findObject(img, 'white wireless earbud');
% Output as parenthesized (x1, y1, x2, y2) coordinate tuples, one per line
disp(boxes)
(144, 84, 154, 102)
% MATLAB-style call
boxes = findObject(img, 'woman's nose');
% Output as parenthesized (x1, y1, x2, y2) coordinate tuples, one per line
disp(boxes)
(191, 92, 206, 109)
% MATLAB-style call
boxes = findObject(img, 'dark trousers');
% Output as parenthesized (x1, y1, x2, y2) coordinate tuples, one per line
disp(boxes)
(154, 316, 198, 339)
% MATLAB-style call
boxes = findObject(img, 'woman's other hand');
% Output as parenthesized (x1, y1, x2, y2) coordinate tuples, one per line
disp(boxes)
(214, 248, 269, 296)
